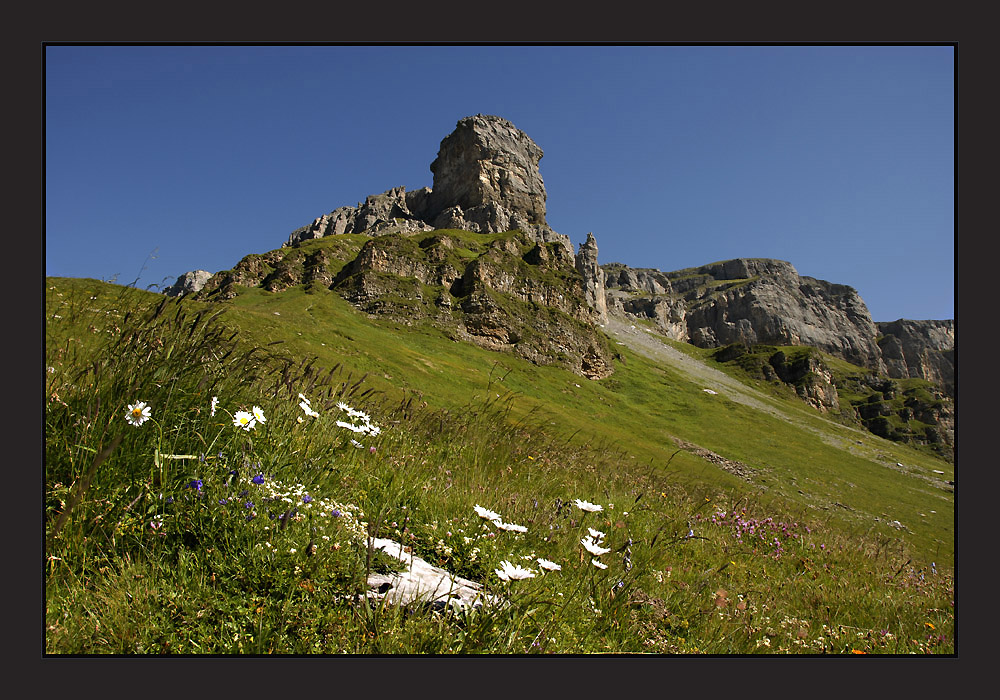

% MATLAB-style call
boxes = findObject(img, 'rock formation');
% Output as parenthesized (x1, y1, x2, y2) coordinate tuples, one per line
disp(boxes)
(163, 270, 212, 297)
(877, 319, 955, 396)
(605, 257, 886, 373)
(285, 114, 572, 254)
(574, 233, 608, 325)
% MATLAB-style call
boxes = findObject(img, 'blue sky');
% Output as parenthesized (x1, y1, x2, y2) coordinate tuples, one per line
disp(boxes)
(45, 45, 954, 322)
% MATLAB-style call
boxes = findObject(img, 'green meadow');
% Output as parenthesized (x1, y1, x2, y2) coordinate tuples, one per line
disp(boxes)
(44, 275, 954, 654)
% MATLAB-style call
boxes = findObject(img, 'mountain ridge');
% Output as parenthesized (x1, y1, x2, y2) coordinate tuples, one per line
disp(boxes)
(161, 114, 953, 456)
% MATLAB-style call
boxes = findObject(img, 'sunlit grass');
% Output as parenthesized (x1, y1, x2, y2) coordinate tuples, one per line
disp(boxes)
(44, 278, 954, 654)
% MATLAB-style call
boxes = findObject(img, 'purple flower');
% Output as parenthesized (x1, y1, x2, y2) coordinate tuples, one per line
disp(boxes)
(245, 502, 254, 509)
(252, 474, 265, 485)
(330, 509, 342, 518)
(302, 494, 313, 504)
(219, 499, 228, 505)
(187, 479, 203, 491)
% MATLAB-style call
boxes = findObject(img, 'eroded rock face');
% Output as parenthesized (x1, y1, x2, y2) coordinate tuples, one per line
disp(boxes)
(877, 319, 955, 396)
(605, 257, 886, 373)
(429, 114, 547, 226)
(574, 233, 608, 325)
(283, 115, 572, 254)
(164, 270, 212, 297)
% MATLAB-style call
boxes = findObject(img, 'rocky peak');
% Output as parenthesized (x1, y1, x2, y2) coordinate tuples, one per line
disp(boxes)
(283, 115, 572, 254)
(574, 233, 608, 325)
(428, 114, 548, 227)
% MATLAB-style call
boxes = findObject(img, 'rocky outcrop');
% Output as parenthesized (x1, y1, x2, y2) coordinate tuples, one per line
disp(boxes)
(877, 319, 955, 396)
(163, 270, 212, 297)
(606, 258, 886, 373)
(286, 187, 434, 246)
(284, 115, 573, 254)
(195, 228, 614, 380)
(574, 233, 608, 325)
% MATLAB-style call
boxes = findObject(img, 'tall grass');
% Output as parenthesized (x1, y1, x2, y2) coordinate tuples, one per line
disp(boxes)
(44, 280, 954, 654)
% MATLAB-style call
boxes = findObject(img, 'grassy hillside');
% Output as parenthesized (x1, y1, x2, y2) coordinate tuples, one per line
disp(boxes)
(44, 276, 955, 654)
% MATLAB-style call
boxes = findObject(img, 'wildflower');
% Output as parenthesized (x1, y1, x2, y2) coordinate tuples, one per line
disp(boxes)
(495, 520, 528, 533)
(350, 439, 364, 449)
(591, 558, 608, 569)
(335, 420, 365, 433)
(252, 406, 267, 424)
(245, 502, 254, 509)
(210, 396, 219, 417)
(573, 499, 603, 513)
(331, 509, 342, 518)
(581, 536, 611, 556)
(252, 474, 265, 485)
(495, 560, 536, 581)
(187, 479, 203, 492)
(125, 401, 152, 427)
(588, 528, 606, 541)
(299, 398, 319, 418)
(233, 411, 256, 431)
(302, 494, 313, 504)
(474, 505, 502, 522)
(536, 558, 561, 572)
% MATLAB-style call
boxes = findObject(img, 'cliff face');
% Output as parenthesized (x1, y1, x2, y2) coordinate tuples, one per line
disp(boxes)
(877, 319, 955, 396)
(605, 258, 886, 373)
(284, 115, 572, 254)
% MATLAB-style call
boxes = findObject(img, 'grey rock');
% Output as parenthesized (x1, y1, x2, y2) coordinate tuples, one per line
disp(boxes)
(428, 114, 548, 229)
(574, 233, 608, 325)
(284, 115, 572, 255)
(365, 538, 502, 612)
(877, 319, 955, 395)
(164, 270, 212, 297)
(286, 187, 433, 246)
(605, 257, 887, 372)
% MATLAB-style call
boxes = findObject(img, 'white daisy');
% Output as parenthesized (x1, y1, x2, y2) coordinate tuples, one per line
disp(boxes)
(536, 558, 562, 572)
(474, 505, 502, 522)
(494, 520, 527, 533)
(210, 396, 219, 417)
(574, 499, 603, 513)
(581, 536, 611, 557)
(233, 410, 256, 431)
(495, 560, 535, 581)
(591, 558, 608, 569)
(252, 406, 267, 424)
(588, 527, 606, 541)
(125, 401, 151, 427)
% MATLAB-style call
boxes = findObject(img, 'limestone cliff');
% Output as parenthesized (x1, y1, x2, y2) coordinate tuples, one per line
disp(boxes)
(877, 319, 955, 396)
(285, 115, 572, 254)
(605, 258, 885, 373)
